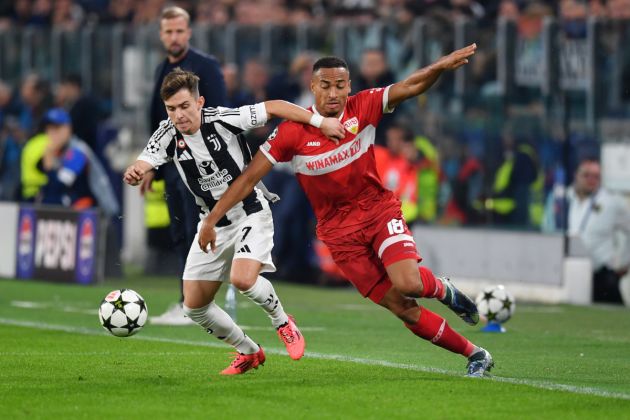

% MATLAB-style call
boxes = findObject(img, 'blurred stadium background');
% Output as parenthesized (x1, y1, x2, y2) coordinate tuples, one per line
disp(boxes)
(1, 0, 630, 304)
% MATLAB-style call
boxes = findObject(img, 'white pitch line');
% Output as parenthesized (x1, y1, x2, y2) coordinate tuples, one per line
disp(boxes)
(10, 301, 326, 332)
(1, 317, 629, 401)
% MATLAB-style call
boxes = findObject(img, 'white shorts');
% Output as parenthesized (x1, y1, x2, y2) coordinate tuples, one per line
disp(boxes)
(182, 209, 276, 282)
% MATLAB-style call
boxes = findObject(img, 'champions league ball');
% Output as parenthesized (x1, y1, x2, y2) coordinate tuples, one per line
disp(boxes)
(98, 289, 148, 337)
(475, 285, 516, 324)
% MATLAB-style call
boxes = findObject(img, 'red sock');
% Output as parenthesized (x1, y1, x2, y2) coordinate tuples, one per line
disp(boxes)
(418, 266, 445, 299)
(405, 307, 475, 356)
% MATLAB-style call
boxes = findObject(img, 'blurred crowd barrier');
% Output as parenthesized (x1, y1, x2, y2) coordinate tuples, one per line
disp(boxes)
(1, 16, 630, 283)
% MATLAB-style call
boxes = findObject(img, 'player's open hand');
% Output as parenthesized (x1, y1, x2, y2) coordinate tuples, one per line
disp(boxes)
(198, 219, 217, 254)
(437, 43, 477, 71)
(321, 117, 345, 145)
(123, 164, 145, 186)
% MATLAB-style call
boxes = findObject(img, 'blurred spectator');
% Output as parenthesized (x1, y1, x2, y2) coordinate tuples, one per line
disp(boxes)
(486, 126, 542, 227)
(542, 158, 630, 304)
(441, 139, 484, 225)
(51, 0, 84, 30)
(412, 134, 443, 224)
(195, 1, 230, 25)
(0, 116, 23, 201)
(374, 122, 413, 195)
(354, 49, 395, 144)
(222, 63, 250, 108)
(288, 52, 318, 108)
(0, 80, 25, 126)
(19, 74, 53, 137)
(242, 58, 271, 103)
(241, 58, 273, 147)
(100, 0, 134, 24)
(55, 74, 102, 151)
(498, 0, 520, 21)
(31, 0, 53, 25)
(35, 108, 119, 215)
(133, 0, 165, 25)
(37, 108, 95, 208)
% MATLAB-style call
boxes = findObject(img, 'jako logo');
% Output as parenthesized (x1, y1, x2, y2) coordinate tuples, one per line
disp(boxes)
(306, 141, 320, 146)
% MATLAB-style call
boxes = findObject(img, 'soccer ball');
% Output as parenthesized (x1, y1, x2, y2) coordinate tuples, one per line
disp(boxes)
(98, 289, 148, 337)
(475, 285, 516, 324)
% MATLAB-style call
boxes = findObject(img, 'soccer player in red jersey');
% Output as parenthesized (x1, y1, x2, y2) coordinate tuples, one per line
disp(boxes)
(198, 44, 494, 376)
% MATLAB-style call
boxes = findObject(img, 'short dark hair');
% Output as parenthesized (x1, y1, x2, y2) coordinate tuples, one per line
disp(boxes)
(160, 68, 199, 101)
(312, 56, 349, 74)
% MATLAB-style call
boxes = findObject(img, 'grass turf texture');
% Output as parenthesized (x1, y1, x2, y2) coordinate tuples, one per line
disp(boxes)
(1, 276, 629, 419)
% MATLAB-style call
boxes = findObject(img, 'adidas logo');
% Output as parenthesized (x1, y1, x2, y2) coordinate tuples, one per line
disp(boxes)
(178, 150, 193, 161)
(236, 244, 251, 253)
(306, 141, 320, 147)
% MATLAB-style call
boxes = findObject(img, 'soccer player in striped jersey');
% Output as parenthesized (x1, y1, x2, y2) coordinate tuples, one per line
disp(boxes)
(123, 68, 345, 375)
(198, 45, 495, 377)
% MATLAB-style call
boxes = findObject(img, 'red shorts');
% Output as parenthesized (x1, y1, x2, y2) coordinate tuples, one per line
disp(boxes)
(318, 205, 421, 303)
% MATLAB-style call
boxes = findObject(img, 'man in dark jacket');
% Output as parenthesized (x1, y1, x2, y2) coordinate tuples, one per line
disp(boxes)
(147, 6, 227, 325)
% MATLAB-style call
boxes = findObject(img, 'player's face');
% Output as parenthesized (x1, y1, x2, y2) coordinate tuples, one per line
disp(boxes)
(311, 67, 351, 118)
(159, 17, 191, 60)
(575, 161, 601, 196)
(163, 89, 205, 135)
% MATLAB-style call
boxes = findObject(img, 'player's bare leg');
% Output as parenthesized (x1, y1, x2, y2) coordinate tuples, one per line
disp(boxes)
(231, 258, 305, 360)
(182, 280, 264, 375)
(376, 286, 494, 376)
(385, 259, 479, 325)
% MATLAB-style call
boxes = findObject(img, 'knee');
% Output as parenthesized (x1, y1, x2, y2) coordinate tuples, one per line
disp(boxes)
(230, 275, 256, 291)
(394, 273, 422, 298)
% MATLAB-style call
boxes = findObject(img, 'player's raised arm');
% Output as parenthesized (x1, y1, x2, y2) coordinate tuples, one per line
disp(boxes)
(264, 100, 345, 141)
(198, 152, 274, 253)
(387, 43, 477, 110)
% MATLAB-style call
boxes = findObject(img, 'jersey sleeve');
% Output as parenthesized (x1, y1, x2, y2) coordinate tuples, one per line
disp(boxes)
(137, 119, 175, 168)
(259, 123, 296, 164)
(215, 102, 268, 132)
(354, 85, 395, 126)
(56, 147, 88, 186)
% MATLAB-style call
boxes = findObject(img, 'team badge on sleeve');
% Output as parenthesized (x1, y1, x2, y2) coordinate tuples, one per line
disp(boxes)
(344, 117, 359, 135)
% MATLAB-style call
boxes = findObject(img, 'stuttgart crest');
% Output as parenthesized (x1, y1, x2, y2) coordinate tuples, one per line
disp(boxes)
(343, 117, 359, 135)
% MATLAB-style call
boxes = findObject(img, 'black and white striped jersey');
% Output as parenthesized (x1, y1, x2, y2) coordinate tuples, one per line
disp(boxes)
(138, 103, 269, 226)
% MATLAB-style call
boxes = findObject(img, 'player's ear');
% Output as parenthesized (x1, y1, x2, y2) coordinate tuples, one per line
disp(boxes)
(348, 79, 352, 93)
(197, 95, 205, 108)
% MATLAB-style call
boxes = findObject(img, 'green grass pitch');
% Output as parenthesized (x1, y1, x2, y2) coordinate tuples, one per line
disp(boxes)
(1, 276, 630, 419)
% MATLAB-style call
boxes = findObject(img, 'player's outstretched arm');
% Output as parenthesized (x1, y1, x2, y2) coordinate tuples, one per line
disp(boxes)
(387, 43, 477, 109)
(264, 100, 345, 141)
(123, 160, 154, 186)
(198, 152, 274, 253)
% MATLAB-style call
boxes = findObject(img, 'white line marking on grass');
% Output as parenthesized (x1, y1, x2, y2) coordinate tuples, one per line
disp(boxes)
(1, 317, 629, 401)
(11, 300, 98, 315)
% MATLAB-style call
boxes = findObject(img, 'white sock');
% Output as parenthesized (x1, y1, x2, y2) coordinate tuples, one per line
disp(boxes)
(241, 276, 289, 329)
(183, 302, 259, 354)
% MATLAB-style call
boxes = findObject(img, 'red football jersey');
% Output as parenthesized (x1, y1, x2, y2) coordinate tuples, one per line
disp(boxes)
(259, 86, 399, 232)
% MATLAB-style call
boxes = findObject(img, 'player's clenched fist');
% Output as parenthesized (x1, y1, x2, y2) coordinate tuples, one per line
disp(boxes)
(123, 163, 147, 186)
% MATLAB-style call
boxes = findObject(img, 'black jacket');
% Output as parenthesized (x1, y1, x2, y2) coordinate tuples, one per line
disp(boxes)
(149, 47, 227, 132)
